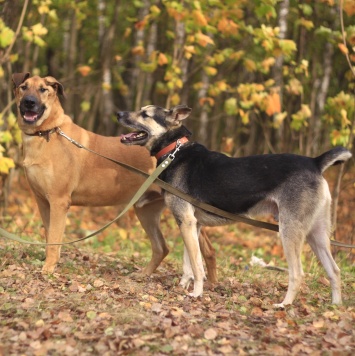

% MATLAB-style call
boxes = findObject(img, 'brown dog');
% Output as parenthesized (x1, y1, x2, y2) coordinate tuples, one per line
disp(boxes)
(12, 73, 217, 282)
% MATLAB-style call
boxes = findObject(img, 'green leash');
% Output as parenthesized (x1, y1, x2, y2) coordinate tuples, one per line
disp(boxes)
(0, 155, 174, 246)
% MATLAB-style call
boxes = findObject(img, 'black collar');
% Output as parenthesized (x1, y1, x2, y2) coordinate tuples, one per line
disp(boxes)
(24, 128, 58, 142)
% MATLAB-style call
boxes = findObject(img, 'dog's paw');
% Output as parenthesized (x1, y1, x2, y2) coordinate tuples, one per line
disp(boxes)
(180, 275, 193, 290)
(188, 280, 204, 298)
(42, 264, 56, 274)
(273, 303, 285, 309)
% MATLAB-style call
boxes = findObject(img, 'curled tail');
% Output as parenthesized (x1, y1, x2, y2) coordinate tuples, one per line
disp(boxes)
(315, 147, 352, 173)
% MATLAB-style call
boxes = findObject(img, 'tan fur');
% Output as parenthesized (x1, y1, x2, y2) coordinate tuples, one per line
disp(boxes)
(12, 74, 217, 282)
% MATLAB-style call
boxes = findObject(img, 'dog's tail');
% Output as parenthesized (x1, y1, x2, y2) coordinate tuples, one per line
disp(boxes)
(315, 146, 352, 173)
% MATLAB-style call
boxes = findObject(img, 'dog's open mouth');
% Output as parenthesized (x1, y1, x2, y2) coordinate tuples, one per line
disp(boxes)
(120, 131, 148, 145)
(23, 111, 40, 122)
(22, 107, 45, 124)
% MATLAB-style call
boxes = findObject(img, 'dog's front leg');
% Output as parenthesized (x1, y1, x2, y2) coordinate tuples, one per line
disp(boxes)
(180, 245, 194, 289)
(41, 196, 70, 273)
(178, 216, 205, 297)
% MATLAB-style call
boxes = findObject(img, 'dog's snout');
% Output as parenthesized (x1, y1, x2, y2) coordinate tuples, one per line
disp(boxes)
(116, 111, 128, 120)
(24, 96, 37, 109)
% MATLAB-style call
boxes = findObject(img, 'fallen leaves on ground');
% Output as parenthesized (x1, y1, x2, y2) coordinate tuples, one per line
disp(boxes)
(0, 245, 354, 355)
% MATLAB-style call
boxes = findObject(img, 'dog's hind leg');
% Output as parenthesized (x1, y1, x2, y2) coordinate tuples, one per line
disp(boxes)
(134, 193, 168, 275)
(180, 224, 207, 290)
(306, 205, 342, 304)
(276, 222, 306, 307)
(199, 228, 217, 283)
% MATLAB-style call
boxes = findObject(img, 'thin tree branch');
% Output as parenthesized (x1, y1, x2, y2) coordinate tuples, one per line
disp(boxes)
(0, 0, 29, 64)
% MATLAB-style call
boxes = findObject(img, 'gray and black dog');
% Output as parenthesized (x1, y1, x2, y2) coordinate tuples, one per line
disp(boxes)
(117, 104, 352, 307)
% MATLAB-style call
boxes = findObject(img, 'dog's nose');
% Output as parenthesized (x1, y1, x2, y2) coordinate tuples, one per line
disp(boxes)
(24, 96, 37, 109)
(116, 111, 127, 120)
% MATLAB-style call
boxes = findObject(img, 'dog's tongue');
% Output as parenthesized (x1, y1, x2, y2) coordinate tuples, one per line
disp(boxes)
(120, 132, 138, 142)
(24, 111, 38, 122)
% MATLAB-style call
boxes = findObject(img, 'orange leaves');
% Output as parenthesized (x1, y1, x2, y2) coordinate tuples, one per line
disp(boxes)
(343, 0, 355, 16)
(158, 52, 168, 66)
(265, 90, 281, 116)
(77, 65, 91, 77)
(338, 43, 349, 55)
(195, 32, 214, 47)
(192, 10, 208, 27)
(199, 97, 215, 107)
(131, 45, 145, 56)
(217, 18, 239, 35)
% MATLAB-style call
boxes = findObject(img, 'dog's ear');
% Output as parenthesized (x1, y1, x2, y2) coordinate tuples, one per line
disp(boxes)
(44, 76, 65, 97)
(12, 72, 30, 88)
(167, 105, 192, 125)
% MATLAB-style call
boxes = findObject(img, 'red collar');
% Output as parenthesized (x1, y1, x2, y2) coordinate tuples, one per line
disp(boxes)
(155, 137, 189, 160)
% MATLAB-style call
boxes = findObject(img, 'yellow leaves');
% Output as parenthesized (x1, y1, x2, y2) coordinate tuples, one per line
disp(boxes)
(229, 50, 244, 61)
(0, 19, 15, 48)
(224, 98, 238, 115)
(22, 23, 48, 47)
(291, 104, 311, 131)
(0, 156, 15, 174)
(273, 112, 287, 128)
(150, 5, 161, 16)
(80, 101, 91, 113)
(203, 66, 217, 76)
(261, 57, 275, 73)
(101, 82, 111, 91)
(170, 93, 180, 106)
(297, 18, 314, 30)
(184, 45, 196, 59)
(239, 109, 249, 125)
(131, 45, 145, 56)
(330, 129, 351, 146)
(31, 23, 48, 36)
(286, 78, 303, 95)
(243, 58, 257, 72)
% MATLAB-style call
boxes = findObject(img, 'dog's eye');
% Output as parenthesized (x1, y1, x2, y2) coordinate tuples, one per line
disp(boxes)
(19, 85, 27, 91)
(39, 87, 47, 93)
(142, 112, 149, 119)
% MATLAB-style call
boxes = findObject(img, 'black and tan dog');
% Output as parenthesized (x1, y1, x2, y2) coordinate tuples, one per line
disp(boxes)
(117, 104, 352, 306)
(12, 73, 217, 282)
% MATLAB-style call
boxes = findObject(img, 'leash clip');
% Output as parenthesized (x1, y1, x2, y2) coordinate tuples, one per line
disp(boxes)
(168, 139, 183, 161)
(56, 128, 83, 148)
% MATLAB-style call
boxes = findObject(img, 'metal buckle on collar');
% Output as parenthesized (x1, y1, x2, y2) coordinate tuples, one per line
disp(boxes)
(168, 139, 183, 160)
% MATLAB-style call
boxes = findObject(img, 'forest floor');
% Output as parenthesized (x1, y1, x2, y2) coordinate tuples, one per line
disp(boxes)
(0, 166, 354, 355)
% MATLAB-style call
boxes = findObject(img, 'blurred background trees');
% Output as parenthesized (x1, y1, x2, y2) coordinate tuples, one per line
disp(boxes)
(0, 0, 354, 180)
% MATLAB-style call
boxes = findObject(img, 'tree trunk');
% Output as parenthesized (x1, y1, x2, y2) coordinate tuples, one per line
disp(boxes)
(272, 0, 289, 152)
(125, 0, 150, 110)
(96, 0, 121, 135)
(197, 71, 210, 145)
(63, 9, 78, 118)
